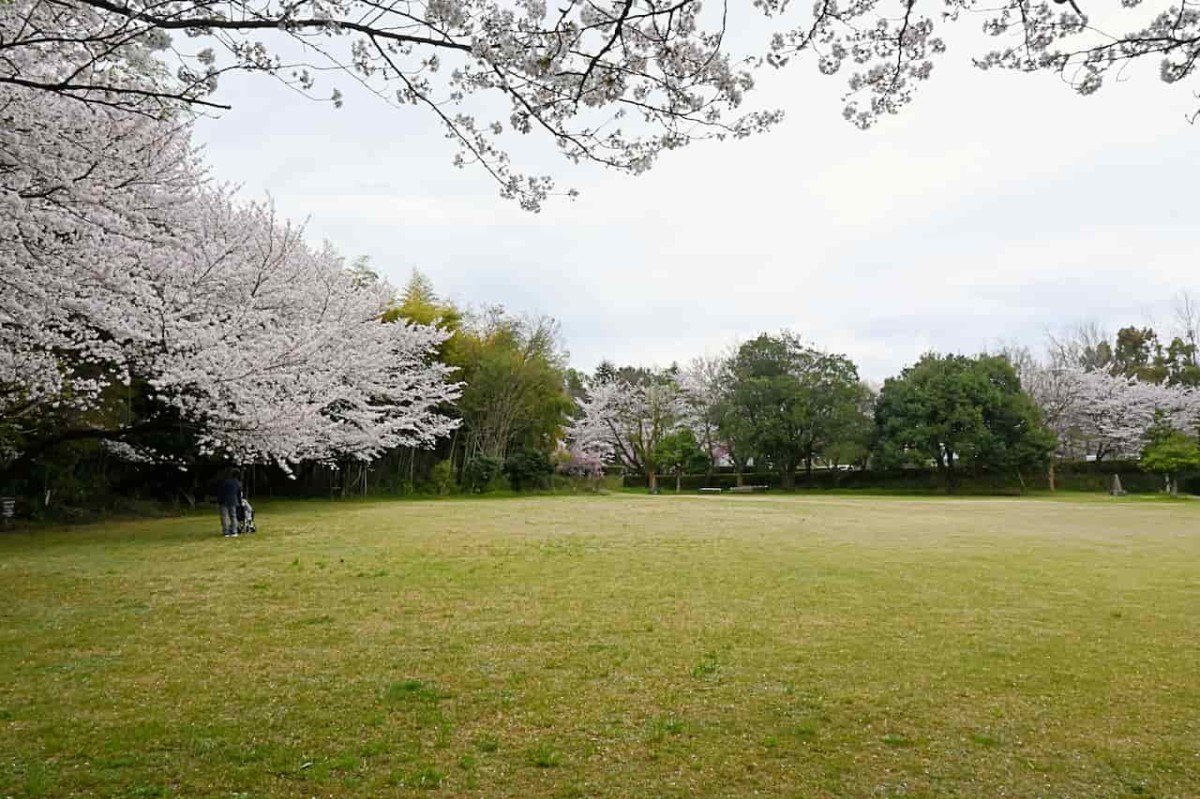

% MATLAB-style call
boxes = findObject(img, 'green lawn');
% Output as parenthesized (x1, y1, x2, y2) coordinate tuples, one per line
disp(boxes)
(2, 494, 1199, 798)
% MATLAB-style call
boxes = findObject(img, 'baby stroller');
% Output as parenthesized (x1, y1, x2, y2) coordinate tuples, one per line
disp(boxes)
(236, 496, 257, 534)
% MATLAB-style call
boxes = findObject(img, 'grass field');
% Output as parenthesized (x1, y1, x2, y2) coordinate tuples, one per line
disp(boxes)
(2, 494, 1199, 798)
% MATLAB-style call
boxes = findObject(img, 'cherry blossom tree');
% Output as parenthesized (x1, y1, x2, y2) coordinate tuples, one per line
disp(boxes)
(1, 51, 460, 477)
(569, 370, 686, 491)
(1024, 364, 1200, 471)
(5, 0, 1199, 208)
(1, 43, 201, 467)
(3, 193, 462, 473)
(679, 354, 730, 479)
(163, 197, 463, 466)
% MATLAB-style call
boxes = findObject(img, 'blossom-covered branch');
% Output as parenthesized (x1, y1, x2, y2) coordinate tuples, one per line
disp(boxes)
(1, 0, 781, 209)
(1, 41, 461, 470)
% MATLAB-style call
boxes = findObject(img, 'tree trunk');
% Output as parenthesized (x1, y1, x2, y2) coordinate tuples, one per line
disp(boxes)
(648, 471, 658, 493)
(1047, 459, 1056, 492)
(675, 470, 682, 493)
(945, 452, 957, 493)
(781, 466, 795, 491)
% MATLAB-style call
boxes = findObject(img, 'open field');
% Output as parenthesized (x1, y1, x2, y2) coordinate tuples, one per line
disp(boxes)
(2, 495, 1199, 798)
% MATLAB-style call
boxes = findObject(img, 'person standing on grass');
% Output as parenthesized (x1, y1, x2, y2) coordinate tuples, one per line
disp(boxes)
(217, 468, 243, 538)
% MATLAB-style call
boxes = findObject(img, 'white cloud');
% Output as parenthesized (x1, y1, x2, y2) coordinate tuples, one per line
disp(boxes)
(192, 34, 1200, 383)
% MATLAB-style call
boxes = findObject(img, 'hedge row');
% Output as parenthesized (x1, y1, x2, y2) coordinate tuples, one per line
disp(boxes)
(626, 461, 1192, 495)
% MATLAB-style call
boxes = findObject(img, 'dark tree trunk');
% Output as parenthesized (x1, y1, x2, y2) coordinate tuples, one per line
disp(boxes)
(781, 466, 795, 490)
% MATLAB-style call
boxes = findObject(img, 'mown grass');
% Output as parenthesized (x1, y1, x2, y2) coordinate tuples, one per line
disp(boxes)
(1, 494, 1199, 797)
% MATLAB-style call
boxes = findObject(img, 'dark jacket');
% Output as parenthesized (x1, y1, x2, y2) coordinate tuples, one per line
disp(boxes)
(217, 478, 242, 507)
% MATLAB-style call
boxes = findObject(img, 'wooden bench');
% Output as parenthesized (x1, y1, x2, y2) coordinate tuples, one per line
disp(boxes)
(698, 487, 722, 494)
(729, 485, 769, 493)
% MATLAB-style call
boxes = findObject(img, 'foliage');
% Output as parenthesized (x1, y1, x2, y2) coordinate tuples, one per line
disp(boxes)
(720, 332, 869, 489)
(569, 367, 686, 491)
(503, 448, 554, 492)
(430, 459, 455, 495)
(653, 428, 709, 492)
(384, 279, 573, 495)
(1141, 425, 1200, 493)
(462, 454, 503, 493)
(875, 353, 1055, 487)
(1051, 325, 1200, 388)
(679, 355, 730, 476)
(818, 383, 876, 470)
(452, 310, 572, 466)
(386, 270, 463, 333)
(628, 460, 1178, 495)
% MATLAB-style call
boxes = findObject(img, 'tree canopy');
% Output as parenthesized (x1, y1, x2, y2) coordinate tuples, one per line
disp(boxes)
(1140, 422, 1200, 494)
(570, 366, 687, 492)
(0, 68, 460, 483)
(875, 353, 1055, 487)
(721, 332, 868, 489)
(4, 0, 1199, 208)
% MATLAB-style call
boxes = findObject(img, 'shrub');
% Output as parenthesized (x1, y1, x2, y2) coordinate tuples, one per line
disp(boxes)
(462, 455, 503, 493)
(503, 449, 554, 492)
(430, 459, 455, 495)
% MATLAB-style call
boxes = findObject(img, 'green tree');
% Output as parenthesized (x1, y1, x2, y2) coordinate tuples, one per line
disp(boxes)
(721, 332, 868, 489)
(818, 383, 875, 471)
(454, 309, 573, 469)
(1141, 424, 1200, 495)
(654, 428, 708, 493)
(1104, 326, 1171, 383)
(1110, 327, 1168, 384)
(385, 270, 463, 333)
(874, 353, 1055, 491)
(1161, 337, 1200, 388)
(1052, 323, 1200, 387)
(387, 276, 571, 491)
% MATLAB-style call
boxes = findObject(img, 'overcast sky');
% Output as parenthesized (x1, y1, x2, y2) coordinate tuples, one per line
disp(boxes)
(193, 26, 1199, 382)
